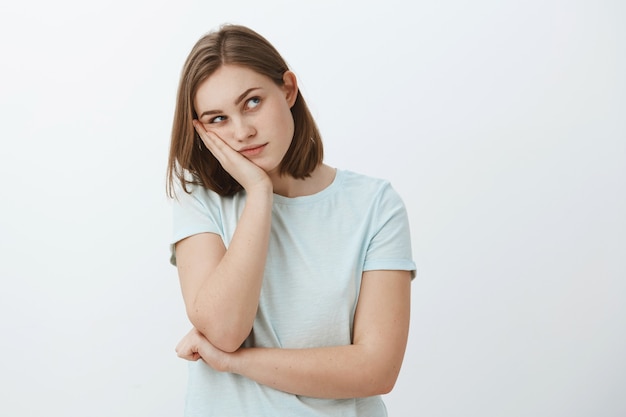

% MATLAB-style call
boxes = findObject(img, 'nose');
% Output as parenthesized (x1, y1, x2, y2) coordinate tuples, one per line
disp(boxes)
(231, 117, 256, 142)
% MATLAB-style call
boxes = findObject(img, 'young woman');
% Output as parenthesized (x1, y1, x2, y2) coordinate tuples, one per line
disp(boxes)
(167, 24, 416, 416)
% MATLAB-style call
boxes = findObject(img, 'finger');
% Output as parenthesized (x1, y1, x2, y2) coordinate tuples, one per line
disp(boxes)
(193, 121, 235, 162)
(193, 121, 225, 150)
(191, 121, 269, 191)
(193, 121, 218, 151)
(193, 121, 254, 178)
(176, 346, 199, 361)
(176, 339, 194, 358)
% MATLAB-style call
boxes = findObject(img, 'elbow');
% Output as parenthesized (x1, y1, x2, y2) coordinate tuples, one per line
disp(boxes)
(187, 309, 251, 353)
(365, 373, 398, 397)
(213, 333, 248, 353)
(363, 361, 402, 396)
(377, 376, 398, 395)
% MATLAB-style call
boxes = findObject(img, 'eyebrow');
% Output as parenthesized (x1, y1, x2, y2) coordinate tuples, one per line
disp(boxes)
(198, 87, 261, 119)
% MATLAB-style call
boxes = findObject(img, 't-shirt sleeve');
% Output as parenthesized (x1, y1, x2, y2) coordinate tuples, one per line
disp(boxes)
(363, 183, 417, 279)
(169, 185, 222, 266)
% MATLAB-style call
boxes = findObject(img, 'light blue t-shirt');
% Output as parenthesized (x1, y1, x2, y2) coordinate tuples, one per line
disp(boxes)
(171, 169, 416, 417)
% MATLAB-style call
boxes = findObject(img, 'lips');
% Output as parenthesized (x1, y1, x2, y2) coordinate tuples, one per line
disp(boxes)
(238, 143, 267, 157)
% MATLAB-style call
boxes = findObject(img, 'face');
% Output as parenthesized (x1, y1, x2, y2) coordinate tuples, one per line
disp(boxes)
(194, 64, 298, 176)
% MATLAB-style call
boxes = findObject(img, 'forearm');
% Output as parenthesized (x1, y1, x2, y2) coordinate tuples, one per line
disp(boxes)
(223, 272, 410, 398)
(190, 186, 273, 350)
(179, 271, 411, 397)
(228, 344, 402, 399)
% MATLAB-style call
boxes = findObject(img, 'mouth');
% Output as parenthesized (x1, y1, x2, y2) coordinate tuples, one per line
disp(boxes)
(238, 143, 267, 157)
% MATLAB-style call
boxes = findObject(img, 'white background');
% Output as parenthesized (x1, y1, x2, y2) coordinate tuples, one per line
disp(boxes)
(1, 0, 624, 416)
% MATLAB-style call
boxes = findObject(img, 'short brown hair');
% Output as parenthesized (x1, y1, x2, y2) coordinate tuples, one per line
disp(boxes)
(167, 24, 324, 197)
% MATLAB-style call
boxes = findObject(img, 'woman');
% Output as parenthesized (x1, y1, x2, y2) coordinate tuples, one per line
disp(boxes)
(167, 24, 416, 416)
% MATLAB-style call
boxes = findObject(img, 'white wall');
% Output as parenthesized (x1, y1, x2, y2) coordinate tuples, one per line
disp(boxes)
(1, 0, 624, 416)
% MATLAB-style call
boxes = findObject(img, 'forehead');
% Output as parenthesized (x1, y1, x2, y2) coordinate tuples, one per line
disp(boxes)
(194, 65, 274, 109)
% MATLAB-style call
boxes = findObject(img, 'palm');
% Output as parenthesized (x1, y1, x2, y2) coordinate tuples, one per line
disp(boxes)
(194, 121, 271, 191)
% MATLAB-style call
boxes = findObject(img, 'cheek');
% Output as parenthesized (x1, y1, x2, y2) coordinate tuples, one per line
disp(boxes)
(202, 123, 233, 143)
(260, 100, 295, 141)
(278, 106, 295, 138)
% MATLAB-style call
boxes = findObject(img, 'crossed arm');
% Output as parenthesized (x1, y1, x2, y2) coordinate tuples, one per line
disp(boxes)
(175, 224, 411, 399)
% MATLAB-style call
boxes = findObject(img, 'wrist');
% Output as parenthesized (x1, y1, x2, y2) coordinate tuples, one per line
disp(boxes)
(245, 183, 273, 202)
(228, 347, 249, 375)
(249, 178, 273, 192)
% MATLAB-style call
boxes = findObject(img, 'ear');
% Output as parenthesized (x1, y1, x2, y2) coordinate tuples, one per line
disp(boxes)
(281, 70, 298, 108)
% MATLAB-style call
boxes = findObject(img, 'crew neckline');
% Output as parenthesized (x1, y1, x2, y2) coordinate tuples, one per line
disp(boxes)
(271, 168, 343, 205)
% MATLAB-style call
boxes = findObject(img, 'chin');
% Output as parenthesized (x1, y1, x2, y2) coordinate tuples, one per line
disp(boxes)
(253, 160, 281, 174)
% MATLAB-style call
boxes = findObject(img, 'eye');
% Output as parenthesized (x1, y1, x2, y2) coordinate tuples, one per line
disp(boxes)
(245, 97, 261, 110)
(209, 115, 227, 124)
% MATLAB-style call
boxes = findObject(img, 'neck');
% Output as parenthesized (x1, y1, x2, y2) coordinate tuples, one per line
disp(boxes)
(269, 164, 336, 198)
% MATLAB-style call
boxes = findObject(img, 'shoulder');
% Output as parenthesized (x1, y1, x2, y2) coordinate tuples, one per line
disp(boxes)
(169, 182, 245, 252)
(338, 170, 404, 205)
(337, 170, 389, 191)
(170, 182, 246, 232)
(172, 181, 241, 209)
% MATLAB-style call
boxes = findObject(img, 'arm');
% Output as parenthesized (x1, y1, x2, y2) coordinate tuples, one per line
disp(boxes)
(175, 186, 272, 352)
(175, 123, 273, 353)
(177, 269, 412, 398)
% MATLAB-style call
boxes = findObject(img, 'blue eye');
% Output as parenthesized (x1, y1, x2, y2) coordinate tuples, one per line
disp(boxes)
(209, 115, 227, 123)
(246, 97, 261, 109)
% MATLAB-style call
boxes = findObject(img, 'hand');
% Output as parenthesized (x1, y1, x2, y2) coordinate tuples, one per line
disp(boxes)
(193, 121, 272, 192)
(175, 327, 233, 372)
